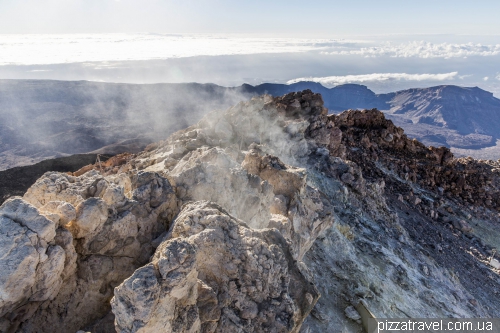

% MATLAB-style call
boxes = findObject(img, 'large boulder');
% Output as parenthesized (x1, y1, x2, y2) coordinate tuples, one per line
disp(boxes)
(112, 201, 318, 333)
(0, 198, 64, 319)
(1, 169, 179, 333)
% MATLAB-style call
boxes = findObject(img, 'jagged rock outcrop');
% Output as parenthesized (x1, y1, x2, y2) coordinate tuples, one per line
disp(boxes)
(327, 109, 500, 210)
(112, 201, 318, 333)
(0, 198, 63, 317)
(169, 146, 275, 229)
(300, 108, 500, 332)
(1, 169, 179, 333)
(1, 89, 500, 333)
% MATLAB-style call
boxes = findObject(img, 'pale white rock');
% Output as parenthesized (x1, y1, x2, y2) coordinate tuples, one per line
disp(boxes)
(109, 172, 133, 197)
(0, 197, 57, 242)
(111, 264, 163, 332)
(68, 197, 108, 239)
(0, 198, 64, 318)
(53, 228, 78, 280)
(0, 215, 39, 317)
(101, 184, 126, 208)
(241, 149, 334, 260)
(242, 149, 307, 198)
(112, 201, 319, 333)
(24, 171, 96, 207)
(24, 170, 132, 211)
(170, 147, 274, 229)
(40, 201, 76, 227)
(29, 245, 66, 302)
(0, 169, 179, 332)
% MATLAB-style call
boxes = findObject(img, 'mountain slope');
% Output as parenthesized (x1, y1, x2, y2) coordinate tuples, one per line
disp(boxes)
(385, 85, 500, 135)
(0, 80, 250, 170)
(244, 82, 500, 152)
(1, 90, 499, 332)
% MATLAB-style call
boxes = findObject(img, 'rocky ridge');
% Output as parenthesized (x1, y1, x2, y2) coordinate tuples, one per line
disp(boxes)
(1, 90, 500, 332)
(245, 82, 500, 152)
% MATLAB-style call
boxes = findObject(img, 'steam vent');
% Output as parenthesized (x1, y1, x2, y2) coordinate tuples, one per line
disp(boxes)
(1, 90, 500, 332)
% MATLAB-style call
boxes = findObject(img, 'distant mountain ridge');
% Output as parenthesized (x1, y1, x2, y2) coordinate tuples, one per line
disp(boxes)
(240, 82, 388, 111)
(1, 79, 500, 170)
(385, 86, 500, 134)
(245, 82, 500, 135)
(242, 82, 500, 152)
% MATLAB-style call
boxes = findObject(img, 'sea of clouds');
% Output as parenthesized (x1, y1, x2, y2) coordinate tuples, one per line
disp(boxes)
(321, 41, 500, 58)
(1, 33, 499, 95)
(0, 34, 351, 65)
(1, 34, 500, 65)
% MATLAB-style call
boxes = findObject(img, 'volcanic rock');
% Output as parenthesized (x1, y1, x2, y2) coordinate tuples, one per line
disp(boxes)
(1, 89, 500, 333)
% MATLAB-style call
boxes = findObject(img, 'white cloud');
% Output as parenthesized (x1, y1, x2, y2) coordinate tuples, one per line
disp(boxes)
(458, 74, 473, 80)
(496, 74, 500, 81)
(484, 77, 489, 81)
(0, 34, 357, 66)
(2, 34, 499, 66)
(27, 69, 51, 72)
(322, 41, 500, 59)
(287, 72, 458, 87)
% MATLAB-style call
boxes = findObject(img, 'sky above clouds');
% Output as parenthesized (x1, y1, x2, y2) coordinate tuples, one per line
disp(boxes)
(0, 0, 499, 95)
(1, 0, 500, 36)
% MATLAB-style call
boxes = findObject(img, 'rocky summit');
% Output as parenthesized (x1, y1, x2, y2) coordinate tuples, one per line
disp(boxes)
(1, 90, 500, 333)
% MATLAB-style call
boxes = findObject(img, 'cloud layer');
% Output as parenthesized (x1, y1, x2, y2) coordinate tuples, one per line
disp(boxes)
(2, 34, 500, 66)
(287, 72, 459, 87)
(1, 34, 499, 97)
(0, 34, 349, 65)
(322, 41, 500, 59)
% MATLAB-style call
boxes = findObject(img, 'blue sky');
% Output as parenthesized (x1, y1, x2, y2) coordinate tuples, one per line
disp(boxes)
(1, 0, 500, 36)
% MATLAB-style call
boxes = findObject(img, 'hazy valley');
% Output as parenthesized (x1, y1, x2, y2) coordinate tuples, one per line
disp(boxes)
(2, 79, 500, 172)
